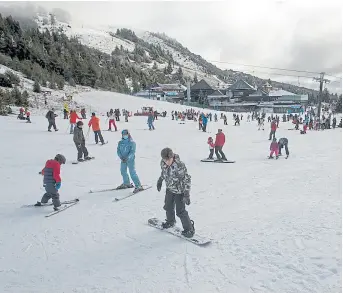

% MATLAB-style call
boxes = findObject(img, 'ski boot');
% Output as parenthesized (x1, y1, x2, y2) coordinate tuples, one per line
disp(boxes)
(276, 156, 279, 160)
(268, 156, 273, 159)
(162, 220, 175, 229)
(84, 156, 92, 160)
(133, 186, 144, 194)
(34, 201, 42, 206)
(78, 158, 84, 162)
(116, 183, 134, 190)
(182, 220, 195, 238)
(53, 204, 61, 211)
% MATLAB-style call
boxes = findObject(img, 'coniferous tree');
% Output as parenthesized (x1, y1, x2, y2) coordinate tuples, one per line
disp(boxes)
(33, 80, 41, 93)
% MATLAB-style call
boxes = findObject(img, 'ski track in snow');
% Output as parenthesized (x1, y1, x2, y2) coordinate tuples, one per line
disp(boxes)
(0, 91, 341, 293)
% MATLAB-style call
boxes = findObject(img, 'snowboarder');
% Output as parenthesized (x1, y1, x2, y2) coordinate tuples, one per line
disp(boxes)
(46, 108, 58, 132)
(38, 154, 66, 210)
(69, 110, 81, 134)
(214, 129, 227, 161)
(207, 137, 214, 159)
(88, 112, 105, 145)
(278, 137, 289, 158)
(157, 147, 195, 238)
(108, 109, 118, 131)
(269, 137, 279, 159)
(148, 111, 155, 130)
(117, 129, 143, 193)
(73, 121, 92, 162)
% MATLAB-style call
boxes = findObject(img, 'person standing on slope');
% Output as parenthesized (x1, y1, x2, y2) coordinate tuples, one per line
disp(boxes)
(157, 147, 195, 238)
(214, 129, 227, 161)
(73, 121, 92, 162)
(108, 109, 118, 131)
(269, 118, 277, 140)
(147, 111, 155, 130)
(37, 154, 66, 210)
(88, 112, 105, 145)
(278, 137, 289, 158)
(202, 114, 208, 132)
(46, 108, 58, 132)
(207, 137, 215, 159)
(117, 129, 143, 193)
(268, 137, 279, 159)
(69, 110, 81, 134)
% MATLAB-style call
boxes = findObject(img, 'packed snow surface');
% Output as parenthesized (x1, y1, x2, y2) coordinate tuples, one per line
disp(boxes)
(0, 91, 341, 293)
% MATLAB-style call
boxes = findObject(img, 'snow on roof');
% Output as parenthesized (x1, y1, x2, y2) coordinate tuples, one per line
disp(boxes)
(268, 89, 297, 96)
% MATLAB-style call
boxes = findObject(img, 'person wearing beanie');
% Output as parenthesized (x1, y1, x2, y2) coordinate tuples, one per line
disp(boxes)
(156, 147, 195, 238)
(73, 121, 92, 162)
(37, 154, 66, 210)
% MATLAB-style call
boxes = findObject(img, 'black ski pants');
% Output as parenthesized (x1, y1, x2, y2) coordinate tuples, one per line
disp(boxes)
(269, 130, 276, 140)
(94, 130, 104, 144)
(75, 142, 89, 160)
(48, 120, 57, 131)
(215, 146, 227, 160)
(279, 143, 289, 156)
(164, 189, 192, 231)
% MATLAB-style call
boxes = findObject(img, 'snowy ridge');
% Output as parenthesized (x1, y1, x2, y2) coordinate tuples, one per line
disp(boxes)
(35, 15, 229, 89)
(0, 89, 341, 293)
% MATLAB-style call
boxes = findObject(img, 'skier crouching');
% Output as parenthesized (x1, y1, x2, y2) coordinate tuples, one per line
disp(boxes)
(157, 148, 195, 238)
(117, 129, 143, 193)
(37, 154, 66, 210)
(278, 137, 289, 158)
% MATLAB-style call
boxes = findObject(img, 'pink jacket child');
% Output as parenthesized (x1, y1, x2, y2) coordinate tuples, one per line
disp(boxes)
(269, 138, 279, 158)
(207, 137, 215, 159)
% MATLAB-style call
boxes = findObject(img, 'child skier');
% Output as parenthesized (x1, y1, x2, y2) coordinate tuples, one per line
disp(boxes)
(117, 129, 143, 193)
(88, 112, 105, 145)
(73, 121, 92, 162)
(269, 137, 279, 159)
(157, 147, 195, 238)
(207, 137, 214, 159)
(37, 154, 66, 210)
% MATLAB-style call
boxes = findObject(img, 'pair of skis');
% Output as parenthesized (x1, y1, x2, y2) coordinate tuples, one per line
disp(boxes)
(21, 198, 80, 217)
(89, 184, 152, 202)
(201, 159, 236, 163)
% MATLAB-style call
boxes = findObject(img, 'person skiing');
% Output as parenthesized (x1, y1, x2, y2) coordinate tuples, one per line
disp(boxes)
(73, 121, 92, 162)
(214, 129, 227, 161)
(157, 147, 195, 238)
(108, 109, 118, 131)
(269, 118, 277, 140)
(88, 112, 105, 145)
(202, 114, 208, 132)
(207, 137, 215, 159)
(37, 154, 66, 210)
(269, 137, 279, 159)
(46, 108, 58, 132)
(69, 110, 81, 134)
(278, 137, 289, 158)
(26, 110, 31, 123)
(147, 111, 155, 130)
(117, 129, 143, 193)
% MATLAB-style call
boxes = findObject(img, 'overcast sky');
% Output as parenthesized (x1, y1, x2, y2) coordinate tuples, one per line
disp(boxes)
(1, 0, 342, 93)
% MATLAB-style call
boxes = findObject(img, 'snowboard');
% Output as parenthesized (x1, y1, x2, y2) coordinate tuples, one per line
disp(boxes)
(45, 200, 79, 217)
(72, 157, 95, 164)
(148, 218, 211, 246)
(21, 198, 79, 208)
(89, 183, 134, 193)
(113, 185, 152, 202)
(201, 159, 235, 163)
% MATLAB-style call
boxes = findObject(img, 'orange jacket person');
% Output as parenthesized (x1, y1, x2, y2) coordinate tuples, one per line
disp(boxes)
(88, 112, 105, 145)
(69, 110, 81, 134)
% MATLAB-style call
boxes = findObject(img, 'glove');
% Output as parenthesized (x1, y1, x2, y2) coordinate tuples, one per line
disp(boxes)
(39, 171, 42, 175)
(182, 191, 191, 205)
(157, 177, 163, 192)
(55, 182, 61, 190)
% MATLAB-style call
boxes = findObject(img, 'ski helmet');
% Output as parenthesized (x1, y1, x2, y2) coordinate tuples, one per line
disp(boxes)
(55, 154, 66, 164)
(161, 147, 174, 160)
(76, 121, 83, 127)
(121, 129, 129, 136)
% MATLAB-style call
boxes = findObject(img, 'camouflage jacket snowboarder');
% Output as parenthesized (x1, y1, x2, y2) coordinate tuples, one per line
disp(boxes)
(159, 154, 191, 195)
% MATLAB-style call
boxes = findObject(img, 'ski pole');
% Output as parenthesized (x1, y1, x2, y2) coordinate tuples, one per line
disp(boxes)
(86, 126, 91, 139)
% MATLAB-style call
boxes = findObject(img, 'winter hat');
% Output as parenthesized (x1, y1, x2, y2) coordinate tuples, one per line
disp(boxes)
(92, 112, 95, 116)
(121, 129, 129, 136)
(161, 148, 174, 160)
(76, 121, 83, 127)
(55, 154, 66, 164)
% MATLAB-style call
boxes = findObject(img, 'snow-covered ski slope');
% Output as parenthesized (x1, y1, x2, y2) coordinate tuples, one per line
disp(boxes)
(0, 91, 341, 293)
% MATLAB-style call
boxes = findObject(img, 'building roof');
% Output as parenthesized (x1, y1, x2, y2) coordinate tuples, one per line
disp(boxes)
(249, 88, 269, 97)
(229, 79, 256, 91)
(190, 79, 213, 91)
(156, 83, 185, 91)
(268, 89, 296, 97)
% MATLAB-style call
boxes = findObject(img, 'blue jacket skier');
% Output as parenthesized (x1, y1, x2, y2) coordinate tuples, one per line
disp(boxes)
(201, 114, 208, 132)
(147, 112, 155, 130)
(117, 129, 143, 193)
